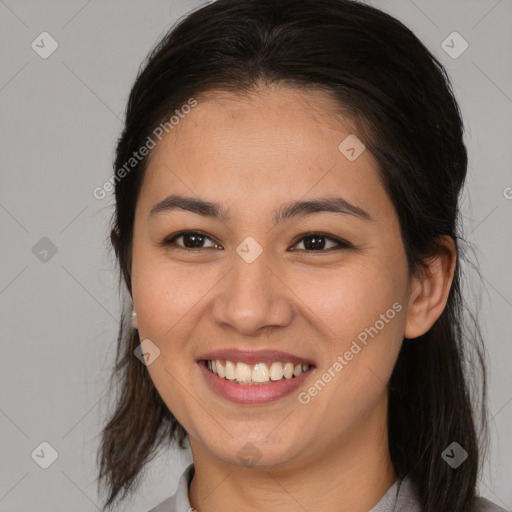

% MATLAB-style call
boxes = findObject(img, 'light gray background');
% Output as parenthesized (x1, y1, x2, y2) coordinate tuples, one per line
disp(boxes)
(0, 0, 511, 511)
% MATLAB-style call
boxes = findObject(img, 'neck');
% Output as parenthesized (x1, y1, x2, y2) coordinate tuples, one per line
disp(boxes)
(188, 398, 396, 512)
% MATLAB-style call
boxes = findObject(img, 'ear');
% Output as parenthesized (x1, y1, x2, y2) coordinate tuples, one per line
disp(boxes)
(404, 235, 457, 340)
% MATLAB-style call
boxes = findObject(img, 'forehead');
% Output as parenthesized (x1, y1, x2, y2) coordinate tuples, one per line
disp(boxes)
(138, 85, 392, 224)
(167, 84, 357, 150)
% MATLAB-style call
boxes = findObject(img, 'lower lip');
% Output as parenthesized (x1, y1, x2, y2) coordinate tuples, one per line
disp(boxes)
(198, 361, 314, 404)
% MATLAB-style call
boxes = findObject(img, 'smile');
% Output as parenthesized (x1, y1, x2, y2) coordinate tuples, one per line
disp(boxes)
(198, 359, 316, 404)
(205, 359, 312, 385)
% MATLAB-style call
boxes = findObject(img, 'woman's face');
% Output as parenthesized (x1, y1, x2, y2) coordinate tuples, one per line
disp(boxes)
(131, 85, 412, 469)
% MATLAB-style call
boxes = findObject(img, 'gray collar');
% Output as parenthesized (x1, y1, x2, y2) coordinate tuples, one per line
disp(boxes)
(150, 464, 507, 512)
(167, 464, 422, 512)
(369, 471, 422, 511)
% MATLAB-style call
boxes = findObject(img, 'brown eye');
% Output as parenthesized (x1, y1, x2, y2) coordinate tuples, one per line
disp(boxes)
(289, 233, 352, 251)
(163, 231, 221, 250)
(162, 230, 352, 252)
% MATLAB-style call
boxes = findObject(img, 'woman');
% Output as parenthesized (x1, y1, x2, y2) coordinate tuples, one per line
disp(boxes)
(96, 1, 508, 511)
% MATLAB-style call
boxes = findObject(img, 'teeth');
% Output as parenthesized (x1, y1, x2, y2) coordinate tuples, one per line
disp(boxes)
(252, 363, 270, 382)
(235, 362, 252, 383)
(225, 360, 236, 380)
(283, 362, 294, 378)
(270, 362, 284, 380)
(217, 361, 226, 378)
(206, 360, 312, 384)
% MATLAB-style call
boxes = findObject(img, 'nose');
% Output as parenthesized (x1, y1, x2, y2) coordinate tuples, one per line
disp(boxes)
(210, 248, 294, 337)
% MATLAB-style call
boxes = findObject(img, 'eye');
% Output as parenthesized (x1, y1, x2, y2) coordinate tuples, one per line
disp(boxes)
(161, 230, 352, 252)
(289, 232, 352, 252)
(162, 230, 221, 250)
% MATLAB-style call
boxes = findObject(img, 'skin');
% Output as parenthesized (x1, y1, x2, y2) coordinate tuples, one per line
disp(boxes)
(130, 83, 456, 512)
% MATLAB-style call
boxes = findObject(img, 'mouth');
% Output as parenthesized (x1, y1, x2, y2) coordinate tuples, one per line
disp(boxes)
(196, 353, 316, 404)
(199, 359, 314, 385)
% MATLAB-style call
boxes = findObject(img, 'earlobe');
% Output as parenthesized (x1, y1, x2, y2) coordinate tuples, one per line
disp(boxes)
(404, 236, 456, 340)
(131, 309, 138, 329)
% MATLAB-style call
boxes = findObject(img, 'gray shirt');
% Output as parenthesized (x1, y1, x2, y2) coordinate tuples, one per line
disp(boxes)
(147, 463, 509, 512)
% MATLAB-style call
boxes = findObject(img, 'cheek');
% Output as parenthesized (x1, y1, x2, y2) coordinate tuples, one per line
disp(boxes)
(131, 261, 208, 425)
(302, 261, 407, 401)
(130, 241, 201, 339)
(309, 270, 405, 409)
(133, 264, 207, 341)
(296, 261, 405, 339)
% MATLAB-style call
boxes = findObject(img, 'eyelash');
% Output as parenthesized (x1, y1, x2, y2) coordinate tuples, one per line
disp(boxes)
(161, 230, 353, 252)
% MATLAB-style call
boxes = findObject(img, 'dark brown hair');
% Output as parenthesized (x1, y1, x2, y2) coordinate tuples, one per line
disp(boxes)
(97, 1, 489, 510)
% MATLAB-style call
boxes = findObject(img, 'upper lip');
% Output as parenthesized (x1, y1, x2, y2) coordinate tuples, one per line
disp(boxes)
(197, 349, 316, 367)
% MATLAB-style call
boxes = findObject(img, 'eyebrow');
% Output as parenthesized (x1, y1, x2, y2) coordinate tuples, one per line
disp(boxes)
(148, 194, 373, 224)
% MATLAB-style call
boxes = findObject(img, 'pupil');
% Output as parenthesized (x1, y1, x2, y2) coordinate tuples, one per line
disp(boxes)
(184, 233, 203, 248)
(181, 234, 327, 250)
(305, 235, 325, 250)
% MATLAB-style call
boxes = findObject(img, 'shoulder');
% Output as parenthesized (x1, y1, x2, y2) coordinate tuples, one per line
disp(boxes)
(396, 473, 509, 512)
(144, 462, 195, 512)
(145, 493, 177, 512)
(472, 496, 510, 512)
